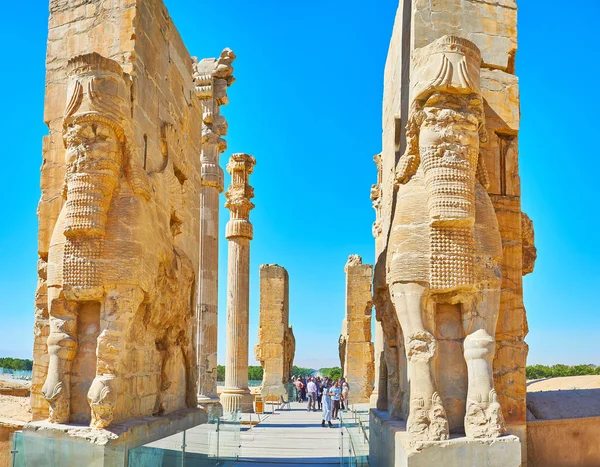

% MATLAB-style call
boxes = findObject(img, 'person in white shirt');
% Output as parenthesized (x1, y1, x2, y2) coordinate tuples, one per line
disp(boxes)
(321, 380, 333, 428)
(307, 377, 318, 412)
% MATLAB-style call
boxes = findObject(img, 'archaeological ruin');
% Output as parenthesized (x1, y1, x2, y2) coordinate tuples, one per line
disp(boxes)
(369, 1, 534, 465)
(339, 255, 375, 404)
(255, 265, 296, 402)
(7, 0, 599, 466)
(220, 153, 256, 414)
(24, 0, 230, 462)
(195, 49, 236, 405)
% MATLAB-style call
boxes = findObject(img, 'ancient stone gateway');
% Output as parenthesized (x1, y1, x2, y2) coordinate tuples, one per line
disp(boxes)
(25, 0, 241, 460)
(255, 264, 296, 401)
(339, 255, 374, 405)
(369, 1, 535, 466)
(39, 52, 201, 430)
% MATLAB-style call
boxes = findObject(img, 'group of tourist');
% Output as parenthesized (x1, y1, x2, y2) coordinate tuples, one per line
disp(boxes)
(291, 375, 350, 427)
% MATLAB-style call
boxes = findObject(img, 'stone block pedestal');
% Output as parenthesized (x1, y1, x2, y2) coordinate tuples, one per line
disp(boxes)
(18, 409, 206, 466)
(369, 409, 521, 467)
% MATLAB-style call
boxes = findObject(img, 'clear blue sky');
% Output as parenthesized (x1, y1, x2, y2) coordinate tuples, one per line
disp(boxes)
(1, 1, 598, 369)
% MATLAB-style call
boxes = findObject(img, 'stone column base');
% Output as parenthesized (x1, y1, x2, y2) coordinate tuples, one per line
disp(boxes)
(19, 408, 206, 467)
(369, 409, 521, 467)
(197, 394, 221, 405)
(220, 390, 254, 414)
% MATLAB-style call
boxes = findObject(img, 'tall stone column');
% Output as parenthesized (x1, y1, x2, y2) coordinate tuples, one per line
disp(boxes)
(370, 153, 383, 408)
(220, 153, 256, 413)
(193, 50, 236, 404)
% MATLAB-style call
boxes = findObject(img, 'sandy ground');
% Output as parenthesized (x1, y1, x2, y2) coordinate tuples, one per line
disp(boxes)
(527, 375, 600, 421)
(0, 379, 31, 467)
(528, 375, 600, 392)
(0, 378, 30, 391)
(0, 395, 31, 423)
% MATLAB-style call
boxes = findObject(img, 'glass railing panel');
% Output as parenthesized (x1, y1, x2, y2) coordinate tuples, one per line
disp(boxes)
(339, 408, 370, 467)
(10, 430, 125, 467)
(127, 410, 240, 466)
(128, 431, 185, 467)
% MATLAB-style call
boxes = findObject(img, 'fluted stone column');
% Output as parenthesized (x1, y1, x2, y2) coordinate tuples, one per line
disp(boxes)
(220, 153, 256, 413)
(370, 153, 383, 408)
(193, 49, 236, 404)
(371, 321, 384, 408)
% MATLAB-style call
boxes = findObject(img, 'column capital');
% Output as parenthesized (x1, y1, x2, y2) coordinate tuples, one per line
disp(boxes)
(225, 153, 255, 240)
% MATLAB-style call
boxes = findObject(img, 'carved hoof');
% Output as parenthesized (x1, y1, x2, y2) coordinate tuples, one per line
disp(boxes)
(42, 378, 70, 424)
(42, 379, 63, 401)
(408, 392, 449, 442)
(88, 375, 117, 429)
(465, 390, 506, 438)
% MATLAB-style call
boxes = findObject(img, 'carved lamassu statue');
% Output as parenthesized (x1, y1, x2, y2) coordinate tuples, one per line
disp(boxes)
(387, 36, 505, 441)
(42, 53, 197, 428)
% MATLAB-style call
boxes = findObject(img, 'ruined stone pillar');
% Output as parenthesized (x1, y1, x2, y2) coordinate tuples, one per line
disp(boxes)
(255, 265, 295, 401)
(193, 50, 236, 404)
(220, 153, 256, 413)
(339, 255, 374, 405)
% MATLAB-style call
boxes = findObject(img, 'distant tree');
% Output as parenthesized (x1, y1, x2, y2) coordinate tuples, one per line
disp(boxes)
(292, 366, 315, 377)
(0, 357, 33, 371)
(526, 363, 598, 380)
(217, 365, 225, 382)
(248, 366, 264, 381)
(319, 367, 342, 380)
(216, 365, 264, 381)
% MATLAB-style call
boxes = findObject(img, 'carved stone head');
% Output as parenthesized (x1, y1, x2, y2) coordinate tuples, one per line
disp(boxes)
(397, 36, 488, 227)
(62, 53, 131, 238)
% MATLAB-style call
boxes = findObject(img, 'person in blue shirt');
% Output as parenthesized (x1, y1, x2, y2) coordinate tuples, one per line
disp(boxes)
(329, 380, 342, 420)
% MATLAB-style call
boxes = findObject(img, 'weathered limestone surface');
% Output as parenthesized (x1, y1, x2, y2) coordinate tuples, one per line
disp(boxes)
(30, 0, 229, 444)
(339, 255, 374, 404)
(370, 410, 521, 467)
(220, 154, 256, 414)
(23, 408, 206, 467)
(371, 0, 535, 465)
(526, 376, 600, 467)
(194, 49, 236, 404)
(255, 265, 296, 401)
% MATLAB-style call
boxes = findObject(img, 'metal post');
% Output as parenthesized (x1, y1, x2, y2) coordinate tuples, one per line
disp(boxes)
(181, 430, 187, 467)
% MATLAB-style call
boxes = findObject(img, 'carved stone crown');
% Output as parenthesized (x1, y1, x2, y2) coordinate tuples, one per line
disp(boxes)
(427, 35, 481, 63)
(411, 35, 483, 104)
(64, 53, 131, 140)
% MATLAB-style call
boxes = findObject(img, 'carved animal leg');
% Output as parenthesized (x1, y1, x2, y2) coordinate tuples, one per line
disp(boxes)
(88, 286, 144, 429)
(42, 290, 77, 424)
(390, 282, 449, 442)
(181, 337, 197, 409)
(463, 289, 506, 438)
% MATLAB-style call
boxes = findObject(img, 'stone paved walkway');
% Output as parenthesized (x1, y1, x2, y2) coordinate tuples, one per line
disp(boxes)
(234, 402, 340, 466)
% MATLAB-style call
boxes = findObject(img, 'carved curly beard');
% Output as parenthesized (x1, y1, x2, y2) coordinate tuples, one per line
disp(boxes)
(420, 133, 479, 292)
(64, 158, 119, 239)
(62, 154, 120, 299)
(420, 143, 478, 225)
